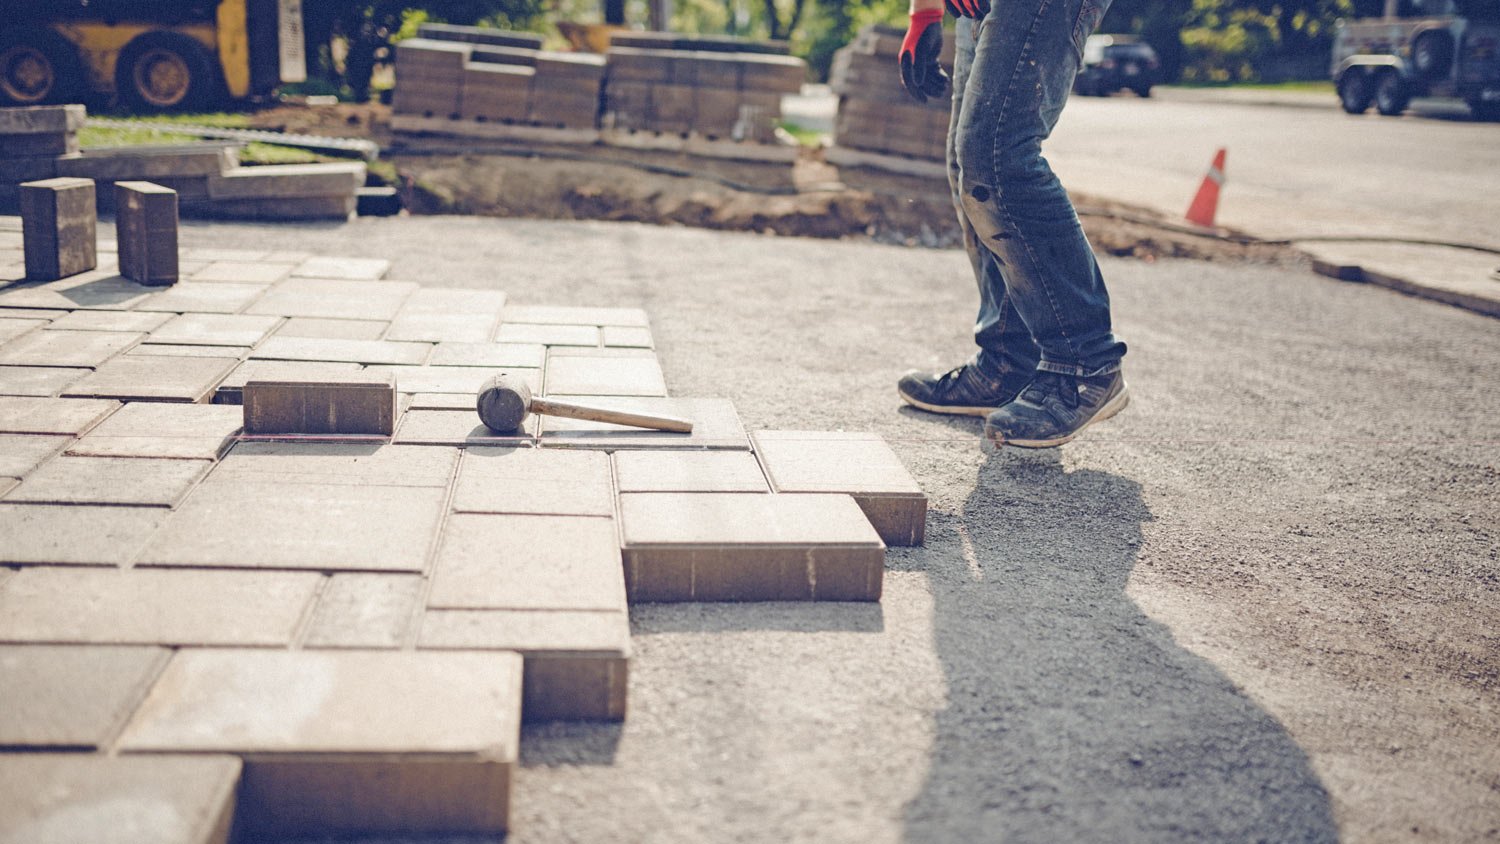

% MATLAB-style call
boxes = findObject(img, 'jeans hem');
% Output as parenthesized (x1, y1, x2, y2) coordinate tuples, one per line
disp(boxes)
(1037, 359, 1121, 378)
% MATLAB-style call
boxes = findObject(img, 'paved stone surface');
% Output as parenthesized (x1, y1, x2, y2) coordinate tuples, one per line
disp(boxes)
(3, 455, 208, 507)
(428, 513, 623, 610)
(0, 329, 140, 367)
(0, 434, 67, 477)
(61, 354, 238, 403)
(0, 274, 153, 311)
(378, 364, 503, 395)
(614, 450, 769, 492)
(0, 503, 169, 565)
(303, 573, 424, 649)
(67, 402, 242, 460)
(753, 430, 927, 546)
(427, 341, 545, 368)
(385, 288, 507, 342)
(292, 256, 392, 280)
(133, 282, 268, 315)
(0, 568, 321, 645)
(130, 344, 251, 359)
(0, 645, 166, 748)
(539, 396, 748, 450)
(191, 260, 291, 284)
(275, 317, 389, 340)
(453, 447, 613, 516)
(119, 649, 519, 835)
(0, 396, 116, 434)
(214, 359, 361, 402)
(503, 305, 648, 327)
(603, 325, 654, 348)
(251, 336, 430, 366)
(493, 322, 599, 346)
(0, 754, 241, 844)
(247, 278, 416, 321)
(147, 313, 281, 348)
(209, 442, 458, 487)
(0, 316, 47, 344)
(47, 310, 171, 333)
(0, 365, 87, 396)
(544, 354, 667, 396)
(395, 408, 539, 445)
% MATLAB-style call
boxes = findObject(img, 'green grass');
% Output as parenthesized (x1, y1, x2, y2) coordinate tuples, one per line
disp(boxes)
(778, 120, 827, 147)
(79, 124, 326, 166)
(90, 111, 256, 128)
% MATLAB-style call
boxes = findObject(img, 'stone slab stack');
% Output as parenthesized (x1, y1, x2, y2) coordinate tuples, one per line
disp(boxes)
(0, 105, 84, 206)
(831, 24, 956, 162)
(603, 35, 807, 141)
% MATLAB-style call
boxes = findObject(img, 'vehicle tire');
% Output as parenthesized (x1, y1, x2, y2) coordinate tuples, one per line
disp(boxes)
(1411, 31, 1453, 81)
(1374, 70, 1410, 116)
(1133, 84, 1152, 97)
(1469, 97, 1500, 122)
(0, 28, 85, 106)
(1337, 70, 1373, 114)
(116, 32, 215, 112)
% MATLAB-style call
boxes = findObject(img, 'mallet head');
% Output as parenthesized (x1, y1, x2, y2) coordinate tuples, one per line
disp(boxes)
(476, 373, 532, 432)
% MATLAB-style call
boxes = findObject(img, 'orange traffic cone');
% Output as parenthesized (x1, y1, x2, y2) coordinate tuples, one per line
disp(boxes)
(1185, 148, 1226, 228)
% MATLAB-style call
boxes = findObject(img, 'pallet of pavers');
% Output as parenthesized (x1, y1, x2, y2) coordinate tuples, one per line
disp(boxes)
(0, 202, 927, 838)
(826, 24, 955, 178)
(391, 24, 605, 144)
(0, 105, 366, 221)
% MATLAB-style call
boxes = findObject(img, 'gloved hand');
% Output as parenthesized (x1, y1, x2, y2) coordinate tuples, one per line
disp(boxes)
(944, 0, 990, 19)
(899, 9, 949, 103)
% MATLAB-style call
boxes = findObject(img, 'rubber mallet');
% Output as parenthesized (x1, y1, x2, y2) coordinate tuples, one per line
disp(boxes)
(476, 372, 693, 433)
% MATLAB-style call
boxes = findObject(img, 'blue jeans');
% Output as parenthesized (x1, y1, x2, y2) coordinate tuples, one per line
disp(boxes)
(947, 2, 1126, 380)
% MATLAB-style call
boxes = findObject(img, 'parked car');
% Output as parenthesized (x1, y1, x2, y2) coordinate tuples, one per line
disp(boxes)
(1074, 35, 1160, 97)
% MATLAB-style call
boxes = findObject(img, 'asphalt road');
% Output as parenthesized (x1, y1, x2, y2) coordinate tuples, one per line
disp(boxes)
(185, 216, 1499, 844)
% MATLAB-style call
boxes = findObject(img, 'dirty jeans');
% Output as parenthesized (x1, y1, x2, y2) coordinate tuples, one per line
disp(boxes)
(947, 1, 1126, 381)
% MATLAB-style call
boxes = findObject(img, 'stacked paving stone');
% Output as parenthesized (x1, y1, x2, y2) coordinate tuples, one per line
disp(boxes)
(0, 217, 927, 838)
(0, 105, 365, 221)
(393, 25, 605, 130)
(603, 34, 806, 141)
(831, 24, 956, 162)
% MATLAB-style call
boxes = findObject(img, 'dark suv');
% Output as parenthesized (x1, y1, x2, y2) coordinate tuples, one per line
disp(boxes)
(1074, 34, 1160, 97)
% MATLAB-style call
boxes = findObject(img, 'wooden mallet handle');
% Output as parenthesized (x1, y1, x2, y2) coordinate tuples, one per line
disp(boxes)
(531, 396, 694, 433)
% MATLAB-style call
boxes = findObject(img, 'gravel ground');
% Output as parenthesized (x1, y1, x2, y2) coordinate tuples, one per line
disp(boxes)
(185, 216, 1499, 844)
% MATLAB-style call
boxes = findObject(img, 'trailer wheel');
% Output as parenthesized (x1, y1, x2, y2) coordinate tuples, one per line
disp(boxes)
(0, 29, 84, 106)
(117, 33, 214, 112)
(1337, 70, 1373, 114)
(1373, 70, 1409, 116)
(1411, 31, 1453, 81)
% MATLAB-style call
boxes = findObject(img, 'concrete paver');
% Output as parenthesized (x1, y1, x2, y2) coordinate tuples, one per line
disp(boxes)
(190, 260, 291, 284)
(214, 359, 361, 403)
(453, 447, 613, 516)
(246, 278, 416, 321)
(0, 396, 116, 434)
(428, 513, 624, 610)
(614, 450, 769, 492)
(209, 442, 458, 487)
(0, 329, 141, 367)
(3, 454, 208, 507)
(292, 256, 392, 280)
(385, 287, 507, 342)
(0, 434, 68, 477)
(47, 310, 171, 333)
(539, 396, 748, 450)
(66, 402, 242, 460)
(131, 344, 251, 359)
(544, 354, 666, 396)
(0, 365, 87, 397)
(428, 341, 545, 368)
(146, 313, 281, 348)
(494, 322, 600, 346)
(394, 408, 539, 445)
(303, 573, 424, 649)
(133, 282, 268, 315)
(241, 370, 396, 436)
(603, 325, 654, 348)
(274, 317, 389, 340)
(377, 364, 503, 395)
(0, 274, 153, 312)
(0, 503, 169, 565)
(0, 645, 166, 748)
(0, 316, 47, 344)
(753, 430, 927, 546)
(60, 354, 238, 403)
(503, 305, 648, 327)
(251, 335, 431, 366)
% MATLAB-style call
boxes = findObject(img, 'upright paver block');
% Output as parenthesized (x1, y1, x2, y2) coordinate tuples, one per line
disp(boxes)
(753, 430, 928, 546)
(115, 181, 179, 286)
(19, 177, 96, 281)
(119, 650, 521, 836)
(0, 754, 241, 844)
(242, 370, 397, 436)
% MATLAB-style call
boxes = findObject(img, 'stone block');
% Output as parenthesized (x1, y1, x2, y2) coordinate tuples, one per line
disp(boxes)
(190, 260, 290, 284)
(428, 512, 623, 612)
(753, 430, 927, 546)
(603, 325, 654, 348)
(242, 370, 397, 436)
(0, 364, 88, 396)
(605, 48, 675, 83)
(614, 450, 768, 492)
(129, 343, 249, 359)
(545, 353, 667, 396)
(0, 568, 322, 645)
(209, 442, 457, 488)
(0, 754, 240, 844)
(0, 645, 166, 748)
(0, 433, 68, 477)
(385, 287, 507, 343)
(67, 401, 243, 460)
(377, 364, 510, 395)
(0, 132, 76, 158)
(291, 256, 392, 281)
(428, 341, 544, 368)
(3, 454, 209, 507)
(251, 336, 430, 366)
(0, 503, 169, 565)
(206, 162, 366, 200)
(248, 278, 416, 321)
(276, 317, 390, 341)
(304, 573, 424, 649)
(184, 195, 357, 221)
(619, 492, 885, 601)
(53, 144, 237, 180)
(461, 64, 534, 122)
(137, 481, 447, 572)
(115, 181, 179, 287)
(740, 53, 808, 93)
(394, 408, 539, 445)
(0, 396, 117, 434)
(47, 309, 170, 332)
(419, 609, 629, 721)
(0, 103, 86, 135)
(0, 328, 140, 367)
(539, 396, 748, 450)
(494, 322, 599, 346)
(148, 312, 281, 347)
(407, 392, 479, 410)
(0, 314, 48, 345)
(214, 359, 361, 404)
(119, 649, 521, 835)
(133, 282, 268, 315)
(61, 353, 239, 403)
(503, 304, 650, 327)
(20, 178, 96, 282)
(452, 447, 613, 516)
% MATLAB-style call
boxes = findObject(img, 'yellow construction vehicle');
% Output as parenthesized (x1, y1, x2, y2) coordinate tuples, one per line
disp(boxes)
(0, 0, 306, 111)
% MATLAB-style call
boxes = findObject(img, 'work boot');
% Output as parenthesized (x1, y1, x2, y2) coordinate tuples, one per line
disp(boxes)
(898, 360, 1026, 416)
(983, 369, 1130, 447)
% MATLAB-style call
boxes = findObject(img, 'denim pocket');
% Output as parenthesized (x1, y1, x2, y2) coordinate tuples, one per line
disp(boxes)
(1070, 0, 1108, 61)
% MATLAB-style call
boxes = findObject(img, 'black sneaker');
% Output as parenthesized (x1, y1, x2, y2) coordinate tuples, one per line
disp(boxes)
(898, 361, 1024, 417)
(983, 369, 1130, 447)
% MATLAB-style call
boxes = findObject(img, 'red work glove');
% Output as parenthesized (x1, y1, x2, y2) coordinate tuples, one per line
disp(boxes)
(945, 0, 990, 19)
(899, 9, 949, 103)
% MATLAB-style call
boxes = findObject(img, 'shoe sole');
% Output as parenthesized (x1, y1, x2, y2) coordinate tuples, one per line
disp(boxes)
(986, 382, 1131, 448)
(897, 386, 998, 417)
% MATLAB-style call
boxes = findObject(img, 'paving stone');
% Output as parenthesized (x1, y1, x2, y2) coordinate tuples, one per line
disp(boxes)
(251, 335, 431, 366)
(247, 278, 417, 321)
(4, 455, 209, 506)
(133, 282, 269, 314)
(0, 329, 141, 367)
(291, 256, 392, 280)
(275, 317, 389, 340)
(0, 434, 68, 477)
(214, 359, 360, 403)
(138, 481, 446, 572)
(0, 315, 48, 344)
(147, 313, 281, 347)
(0, 365, 88, 396)
(47, 309, 171, 333)
(190, 260, 291, 284)
(0, 568, 322, 645)
(502, 305, 649, 326)
(406, 392, 477, 410)
(385, 288, 507, 342)
(0, 273, 154, 311)
(0, 477, 12, 496)
(539, 396, 748, 450)
(67, 402, 242, 460)
(453, 447, 613, 516)
(304, 573, 424, 649)
(546, 345, 658, 359)
(545, 354, 667, 397)
(493, 322, 599, 346)
(373, 364, 509, 396)
(753, 430, 927, 545)
(0, 396, 117, 434)
(210, 442, 458, 487)
(61, 354, 237, 402)
(429, 513, 623, 611)
(420, 609, 630, 721)
(394, 408, 538, 445)
(615, 450, 769, 492)
(619, 492, 885, 601)
(119, 649, 519, 835)
(0, 754, 241, 844)
(0, 645, 167, 748)
(130, 343, 250, 359)
(115, 181, 180, 287)
(242, 370, 396, 436)
(603, 325, 655, 348)
(20, 177, 96, 281)
(0, 307, 67, 319)
(427, 341, 545, 369)
(0, 503, 169, 565)
(181, 247, 268, 262)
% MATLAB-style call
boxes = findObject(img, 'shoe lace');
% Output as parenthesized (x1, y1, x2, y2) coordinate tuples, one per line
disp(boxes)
(1021, 372, 1080, 409)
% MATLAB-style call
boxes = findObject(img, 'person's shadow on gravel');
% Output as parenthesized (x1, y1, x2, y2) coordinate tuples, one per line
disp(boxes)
(895, 449, 1338, 842)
